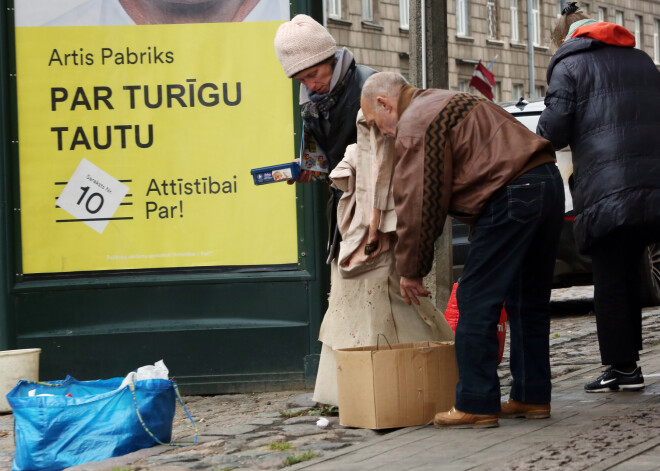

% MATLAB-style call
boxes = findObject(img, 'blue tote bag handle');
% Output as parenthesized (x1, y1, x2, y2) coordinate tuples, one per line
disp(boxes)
(129, 381, 198, 447)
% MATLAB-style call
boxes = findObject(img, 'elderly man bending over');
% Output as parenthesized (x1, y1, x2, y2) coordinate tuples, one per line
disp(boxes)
(361, 72, 564, 428)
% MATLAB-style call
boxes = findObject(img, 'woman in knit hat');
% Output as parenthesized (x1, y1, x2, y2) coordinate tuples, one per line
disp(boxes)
(274, 15, 376, 406)
(273, 15, 454, 406)
(274, 14, 376, 190)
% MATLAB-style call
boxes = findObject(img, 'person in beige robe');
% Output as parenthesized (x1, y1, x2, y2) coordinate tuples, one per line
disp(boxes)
(312, 111, 454, 406)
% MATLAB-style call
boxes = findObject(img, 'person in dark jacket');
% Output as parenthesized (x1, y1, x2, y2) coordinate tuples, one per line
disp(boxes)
(273, 14, 378, 405)
(537, 2, 660, 393)
(274, 14, 376, 262)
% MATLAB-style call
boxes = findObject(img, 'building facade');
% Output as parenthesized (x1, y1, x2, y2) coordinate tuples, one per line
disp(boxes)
(326, 0, 411, 77)
(326, 0, 660, 102)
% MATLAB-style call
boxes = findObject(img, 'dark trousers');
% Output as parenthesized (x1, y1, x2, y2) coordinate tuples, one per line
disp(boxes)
(455, 163, 564, 415)
(590, 229, 647, 366)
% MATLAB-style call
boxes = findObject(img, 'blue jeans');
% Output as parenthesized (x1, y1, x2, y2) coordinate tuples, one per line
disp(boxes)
(455, 162, 564, 414)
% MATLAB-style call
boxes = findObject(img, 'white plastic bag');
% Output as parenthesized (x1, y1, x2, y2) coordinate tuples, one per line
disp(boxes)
(120, 360, 169, 388)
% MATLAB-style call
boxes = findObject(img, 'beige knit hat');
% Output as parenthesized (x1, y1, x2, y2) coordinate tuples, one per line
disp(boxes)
(274, 14, 337, 78)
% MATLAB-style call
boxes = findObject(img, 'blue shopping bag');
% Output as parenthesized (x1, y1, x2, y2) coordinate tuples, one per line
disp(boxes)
(7, 376, 197, 471)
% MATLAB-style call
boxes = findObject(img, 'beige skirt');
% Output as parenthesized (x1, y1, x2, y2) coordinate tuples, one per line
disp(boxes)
(312, 262, 454, 406)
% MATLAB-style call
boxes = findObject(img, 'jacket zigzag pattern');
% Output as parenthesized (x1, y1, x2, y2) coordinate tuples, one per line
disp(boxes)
(418, 93, 486, 275)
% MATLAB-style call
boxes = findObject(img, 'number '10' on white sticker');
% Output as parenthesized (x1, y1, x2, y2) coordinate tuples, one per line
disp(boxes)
(56, 158, 130, 234)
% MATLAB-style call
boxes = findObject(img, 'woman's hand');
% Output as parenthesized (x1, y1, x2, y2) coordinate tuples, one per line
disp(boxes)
(287, 159, 313, 184)
(288, 169, 313, 184)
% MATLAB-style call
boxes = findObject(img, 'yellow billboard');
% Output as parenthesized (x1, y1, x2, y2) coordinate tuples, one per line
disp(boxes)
(15, 17, 298, 273)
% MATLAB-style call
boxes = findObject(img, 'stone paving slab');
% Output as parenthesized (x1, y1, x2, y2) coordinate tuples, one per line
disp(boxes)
(550, 285, 594, 302)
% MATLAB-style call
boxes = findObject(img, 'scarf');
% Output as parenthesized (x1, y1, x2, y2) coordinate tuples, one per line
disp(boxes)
(565, 18, 598, 42)
(300, 48, 356, 122)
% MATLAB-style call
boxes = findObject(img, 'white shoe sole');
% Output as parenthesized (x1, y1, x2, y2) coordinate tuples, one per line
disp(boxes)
(585, 383, 644, 393)
(585, 387, 618, 393)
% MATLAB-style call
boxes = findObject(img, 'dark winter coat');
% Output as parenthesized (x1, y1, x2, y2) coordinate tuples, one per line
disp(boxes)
(303, 62, 377, 171)
(537, 22, 660, 252)
(303, 61, 376, 261)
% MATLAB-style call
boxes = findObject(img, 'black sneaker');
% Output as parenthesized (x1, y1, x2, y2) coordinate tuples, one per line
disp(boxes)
(584, 366, 645, 392)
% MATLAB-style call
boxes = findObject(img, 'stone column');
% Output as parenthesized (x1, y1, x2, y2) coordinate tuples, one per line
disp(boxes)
(409, 0, 453, 310)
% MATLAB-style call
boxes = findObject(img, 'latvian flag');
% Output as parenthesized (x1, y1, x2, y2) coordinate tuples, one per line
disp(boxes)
(469, 61, 495, 101)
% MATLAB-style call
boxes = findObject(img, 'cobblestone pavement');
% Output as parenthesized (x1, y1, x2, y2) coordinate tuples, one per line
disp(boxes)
(0, 286, 658, 471)
(0, 385, 379, 471)
(500, 285, 660, 393)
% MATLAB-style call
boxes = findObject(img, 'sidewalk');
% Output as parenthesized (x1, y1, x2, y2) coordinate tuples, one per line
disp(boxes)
(293, 343, 660, 470)
(1, 295, 658, 470)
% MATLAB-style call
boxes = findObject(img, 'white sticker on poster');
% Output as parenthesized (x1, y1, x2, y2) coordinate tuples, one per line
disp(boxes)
(56, 159, 129, 234)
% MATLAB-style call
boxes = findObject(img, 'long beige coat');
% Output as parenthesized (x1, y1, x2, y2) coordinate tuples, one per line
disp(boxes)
(312, 111, 454, 406)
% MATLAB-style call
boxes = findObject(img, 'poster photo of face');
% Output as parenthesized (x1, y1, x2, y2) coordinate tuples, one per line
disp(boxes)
(14, 0, 290, 26)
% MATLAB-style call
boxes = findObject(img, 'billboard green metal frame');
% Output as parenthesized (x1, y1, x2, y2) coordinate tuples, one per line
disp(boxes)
(0, 0, 330, 393)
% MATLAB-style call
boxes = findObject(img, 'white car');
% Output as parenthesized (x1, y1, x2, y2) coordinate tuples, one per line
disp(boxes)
(452, 97, 660, 307)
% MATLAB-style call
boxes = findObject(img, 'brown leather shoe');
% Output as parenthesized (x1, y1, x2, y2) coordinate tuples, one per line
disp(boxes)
(433, 407, 499, 429)
(499, 398, 551, 419)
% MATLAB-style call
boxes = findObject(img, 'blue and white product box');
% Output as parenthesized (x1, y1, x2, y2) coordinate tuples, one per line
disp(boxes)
(251, 161, 301, 185)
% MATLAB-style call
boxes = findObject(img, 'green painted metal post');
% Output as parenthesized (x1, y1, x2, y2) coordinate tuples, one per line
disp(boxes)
(0, 0, 17, 351)
(292, 0, 331, 386)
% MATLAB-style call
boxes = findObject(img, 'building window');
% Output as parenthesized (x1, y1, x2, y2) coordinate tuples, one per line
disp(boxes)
(487, 1, 499, 39)
(615, 10, 624, 26)
(493, 82, 502, 102)
(458, 79, 469, 92)
(532, 0, 541, 46)
(399, 53, 410, 79)
(654, 19, 660, 63)
(635, 15, 643, 49)
(511, 0, 519, 41)
(363, 0, 374, 21)
(598, 7, 607, 23)
(457, 0, 469, 36)
(535, 85, 546, 97)
(513, 83, 524, 101)
(557, 0, 566, 17)
(328, 0, 341, 19)
(400, 0, 409, 29)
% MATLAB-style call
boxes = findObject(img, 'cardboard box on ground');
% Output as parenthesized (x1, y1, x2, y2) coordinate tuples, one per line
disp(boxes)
(336, 341, 458, 429)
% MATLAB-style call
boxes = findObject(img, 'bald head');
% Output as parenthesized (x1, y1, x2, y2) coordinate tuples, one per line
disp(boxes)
(361, 72, 409, 110)
(361, 72, 409, 137)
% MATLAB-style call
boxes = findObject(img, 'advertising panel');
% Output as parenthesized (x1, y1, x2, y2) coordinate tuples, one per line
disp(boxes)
(14, 0, 297, 274)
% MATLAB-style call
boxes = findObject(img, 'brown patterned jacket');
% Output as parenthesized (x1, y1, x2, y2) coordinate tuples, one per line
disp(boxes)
(393, 86, 555, 278)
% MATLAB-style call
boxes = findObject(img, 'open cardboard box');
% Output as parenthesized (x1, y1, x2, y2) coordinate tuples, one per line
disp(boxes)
(336, 341, 458, 429)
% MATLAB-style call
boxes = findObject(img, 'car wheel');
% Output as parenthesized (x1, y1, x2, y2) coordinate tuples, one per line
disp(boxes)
(640, 243, 660, 307)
